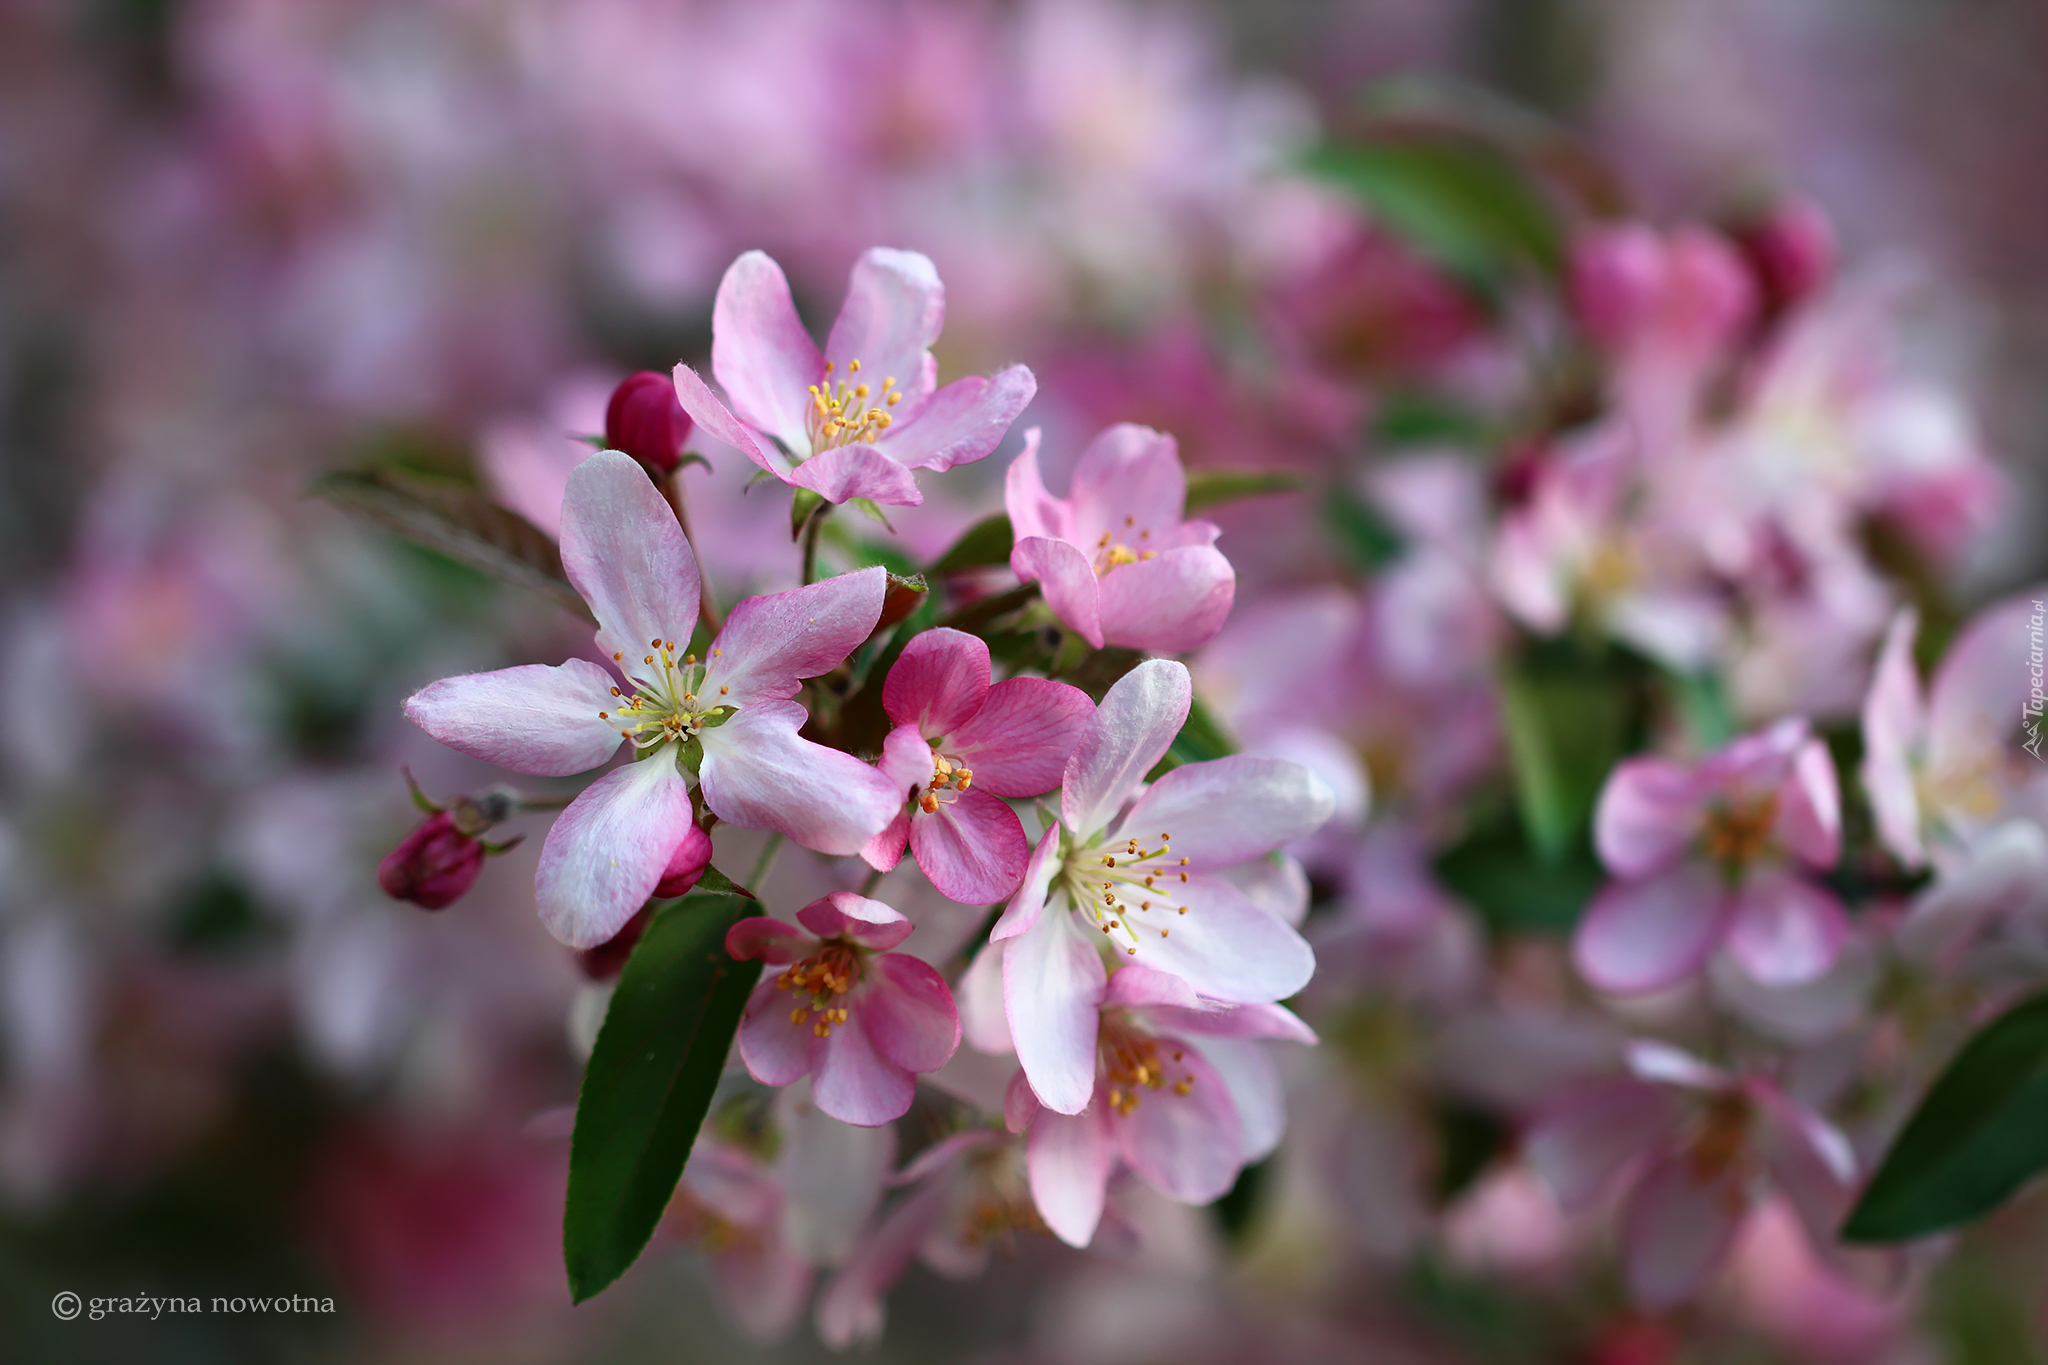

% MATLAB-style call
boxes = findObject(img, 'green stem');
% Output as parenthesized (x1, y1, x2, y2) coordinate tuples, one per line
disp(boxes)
(858, 866, 885, 896)
(746, 832, 786, 892)
(799, 504, 830, 585)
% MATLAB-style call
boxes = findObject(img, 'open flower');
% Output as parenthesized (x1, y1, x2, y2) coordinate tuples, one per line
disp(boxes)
(672, 248, 1035, 507)
(1006, 424, 1236, 653)
(663, 1140, 812, 1342)
(1525, 1041, 1864, 1308)
(727, 893, 962, 1127)
(984, 659, 1331, 1114)
(1004, 964, 1314, 1248)
(1575, 717, 1846, 995)
(403, 451, 899, 948)
(860, 628, 1093, 905)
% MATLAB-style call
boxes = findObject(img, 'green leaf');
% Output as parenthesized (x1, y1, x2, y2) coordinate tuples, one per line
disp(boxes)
(1301, 136, 1562, 285)
(1183, 469, 1302, 515)
(564, 887, 761, 1302)
(1322, 484, 1406, 573)
(1434, 817, 1603, 935)
(310, 469, 593, 622)
(929, 513, 1015, 574)
(1843, 992, 2048, 1244)
(1498, 659, 1630, 864)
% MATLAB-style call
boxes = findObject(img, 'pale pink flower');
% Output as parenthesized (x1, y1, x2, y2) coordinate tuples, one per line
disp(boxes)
(664, 1140, 812, 1342)
(1006, 963, 1314, 1248)
(1006, 424, 1236, 654)
(1576, 717, 1846, 994)
(983, 659, 1330, 1114)
(726, 893, 961, 1127)
(403, 451, 899, 948)
(1525, 1041, 1864, 1309)
(673, 248, 1035, 507)
(861, 628, 1093, 905)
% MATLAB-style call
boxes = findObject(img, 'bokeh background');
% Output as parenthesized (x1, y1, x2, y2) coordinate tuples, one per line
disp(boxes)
(3, 0, 2047, 1361)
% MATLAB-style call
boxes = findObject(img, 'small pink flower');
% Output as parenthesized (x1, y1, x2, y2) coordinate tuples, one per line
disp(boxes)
(727, 893, 962, 1127)
(1525, 1041, 1866, 1309)
(672, 248, 1035, 507)
(404, 451, 900, 948)
(1005, 424, 1236, 653)
(984, 660, 1331, 1115)
(860, 628, 1093, 905)
(1006, 964, 1314, 1248)
(1575, 718, 1846, 994)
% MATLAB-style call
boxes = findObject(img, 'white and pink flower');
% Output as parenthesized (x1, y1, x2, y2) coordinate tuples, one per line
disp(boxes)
(673, 248, 1035, 507)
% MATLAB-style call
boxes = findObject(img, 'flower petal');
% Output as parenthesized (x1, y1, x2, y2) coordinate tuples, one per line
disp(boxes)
(1573, 864, 1729, 995)
(824, 248, 943, 413)
(1117, 755, 1334, 873)
(1002, 428, 1065, 541)
(698, 701, 899, 855)
(1067, 424, 1187, 548)
(862, 953, 960, 1075)
(814, 1009, 916, 1126)
(1027, 1106, 1114, 1247)
(788, 443, 925, 507)
(738, 980, 820, 1086)
(1623, 1152, 1747, 1308)
(1011, 535, 1103, 649)
(883, 628, 990, 736)
(859, 808, 911, 876)
(1122, 874, 1315, 1004)
(1062, 658, 1192, 838)
(1594, 756, 1705, 879)
(874, 367, 1036, 473)
(957, 938, 1013, 1054)
(1775, 738, 1842, 870)
(403, 660, 622, 776)
(815, 1175, 951, 1349)
(711, 250, 823, 453)
(989, 826, 1061, 943)
(796, 891, 913, 952)
(945, 677, 1095, 797)
(560, 450, 702, 675)
(1115, 1040, 1244, 1203)
(1186, 1036, 1285, 1160)
(706, 568, 886, 706)
(1860, 608, 1927, 870)
(654, 823, 713, 898)
(910, 788, 1029, 905)
(1101, 963, 1203, 1011)
(534, 753, 693, 948)
(726, 917, 815, 965)
(672, 362, 791, 479)
(1525, 1078, 1684, 1210)
(1724, 872, 1849, 986)
(1003, 906, 1105, 1115)
(1094, 545, 1237, 654)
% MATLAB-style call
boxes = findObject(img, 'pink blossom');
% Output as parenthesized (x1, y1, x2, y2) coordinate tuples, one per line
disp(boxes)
(860, 627, 1093, 905)
(726, 893, 961, 1127)
(672, 247, 1035, 507)
(1524, 1041, 1865, 1309)
(1006, 963, 1314, 1248)
(983, 659, 1331, 1114)
(1575, 718, 1847, 994)
(664, 1140, 812, 1342)
(403, 451, 899, 948)
(1006, 424, 1236, 654)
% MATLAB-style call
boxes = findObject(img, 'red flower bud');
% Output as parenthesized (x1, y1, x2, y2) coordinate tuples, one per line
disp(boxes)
(378, 811, 487, 911)
(604, 371, 694, 475)
(1730, 198, 1837, 322)
(653, 823, 713, 899)
(577, 903, 653, 981)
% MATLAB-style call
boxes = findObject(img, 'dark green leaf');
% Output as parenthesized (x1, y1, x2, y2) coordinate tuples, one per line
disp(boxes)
(309, 468, 592, 622)
(929, 514, 1015, 574)
(1302, 137, 1562, 284)
(565, 888, 761, 1301)
(1843, 992, 2048, 1244)
(1434, 817, 1603, 935)
(1322, 484, 1406, 573)
(1183, 469, 1302, 514)
(1498, 659, 1631, 864)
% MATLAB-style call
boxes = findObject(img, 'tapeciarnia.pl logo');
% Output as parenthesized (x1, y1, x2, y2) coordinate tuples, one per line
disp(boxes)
(2026, 598, 2045, 762)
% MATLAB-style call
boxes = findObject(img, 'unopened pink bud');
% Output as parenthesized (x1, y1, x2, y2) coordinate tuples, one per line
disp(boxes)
(653, 823, 713, 899)
(378, 811, 486, 911)
(1731, 198, 1837, 318)
(604, 371, 694, 475)
(1569, 224, 1665, 352)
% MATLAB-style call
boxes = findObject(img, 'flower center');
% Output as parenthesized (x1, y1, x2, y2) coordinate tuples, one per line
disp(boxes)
(916, 743, 974, 814)
(806, 357, 901, 452)
(775, 942, 863, 1038)
(1059, 830, 1190, 958)
(666, 1186, 764, 1256)
(1702, 795, 1779, 869)
(1685, 1089, 1755, 1185)
(1098, 1015, 1196, 1117)
(598, 639, 731, 749)
(1092, 515, 1158, 577)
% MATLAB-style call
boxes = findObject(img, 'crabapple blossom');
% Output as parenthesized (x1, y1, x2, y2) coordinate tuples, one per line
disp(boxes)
(402, 451, 899, 947)
(1525, 1041, 1864, 1308)
(860, 627, 1093, 904)
(1575, 716, 1846, 994)
(672, 248, 1035, 506)
(1006, 424, 1236, 654)
(983, 659, 1332, 1114)
(726, 893, 961, 1127)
